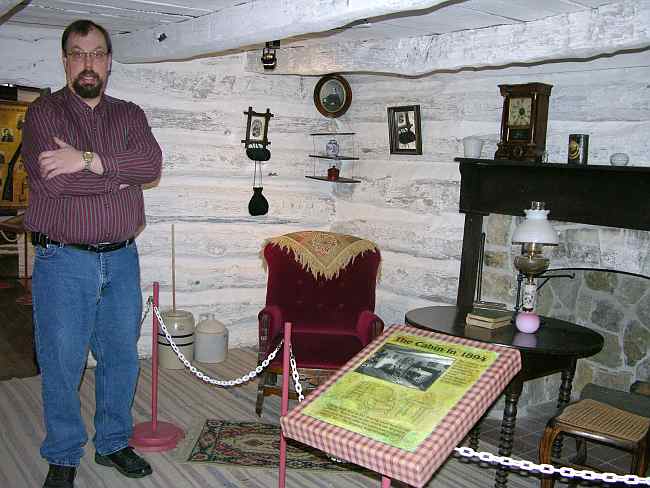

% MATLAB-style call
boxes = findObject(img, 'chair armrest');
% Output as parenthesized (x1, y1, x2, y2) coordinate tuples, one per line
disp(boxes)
(258, 305, 284, 361)
(356, 310, 385, 346)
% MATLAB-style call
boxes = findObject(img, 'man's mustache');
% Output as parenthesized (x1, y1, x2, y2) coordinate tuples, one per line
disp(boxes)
(77, 70, 99, 80)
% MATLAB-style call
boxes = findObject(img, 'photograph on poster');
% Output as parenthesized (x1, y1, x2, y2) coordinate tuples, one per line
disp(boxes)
(355, 343, 453, 391)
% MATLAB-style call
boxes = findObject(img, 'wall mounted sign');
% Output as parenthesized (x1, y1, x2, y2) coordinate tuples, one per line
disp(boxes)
(387, 105, 422, 155)
(313, 74, 352, 118)
(0, 100, 30, 205)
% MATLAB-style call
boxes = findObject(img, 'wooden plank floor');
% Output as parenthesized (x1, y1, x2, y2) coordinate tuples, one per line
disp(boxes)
(0, 254, 38, 380)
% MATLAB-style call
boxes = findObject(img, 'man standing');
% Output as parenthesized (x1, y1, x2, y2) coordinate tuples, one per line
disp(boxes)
(22, 20, 162, 488)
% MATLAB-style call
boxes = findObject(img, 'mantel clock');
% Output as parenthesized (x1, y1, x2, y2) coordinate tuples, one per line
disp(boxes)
(494, 83, 552, 162)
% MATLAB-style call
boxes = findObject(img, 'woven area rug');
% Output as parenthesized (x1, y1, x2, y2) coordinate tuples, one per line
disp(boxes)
(174, 419, 372, 474)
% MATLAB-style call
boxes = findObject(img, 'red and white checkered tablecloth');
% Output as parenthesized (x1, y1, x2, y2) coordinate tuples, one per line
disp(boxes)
(281, 324, 522, 487)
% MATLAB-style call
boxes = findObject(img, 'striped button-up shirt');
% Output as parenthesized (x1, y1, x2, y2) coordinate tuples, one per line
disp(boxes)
(22, 87, 162, 244)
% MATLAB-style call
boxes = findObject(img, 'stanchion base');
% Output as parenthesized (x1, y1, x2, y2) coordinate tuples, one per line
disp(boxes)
(130, 421, 184, 452)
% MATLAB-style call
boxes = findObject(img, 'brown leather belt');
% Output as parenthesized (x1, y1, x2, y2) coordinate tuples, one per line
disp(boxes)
(31, 232, 134, 253)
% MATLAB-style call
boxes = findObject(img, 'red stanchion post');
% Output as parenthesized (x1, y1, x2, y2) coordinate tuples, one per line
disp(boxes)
(152, 281, 159, 432)
(130, 281, 185, 451)
(278, 322, 292, 488)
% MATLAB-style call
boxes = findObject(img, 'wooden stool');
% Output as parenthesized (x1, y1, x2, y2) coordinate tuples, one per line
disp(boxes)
(538, 398, 650, 487)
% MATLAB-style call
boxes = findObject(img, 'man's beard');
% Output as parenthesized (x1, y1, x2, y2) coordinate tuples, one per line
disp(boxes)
(72, 70, 104, 99)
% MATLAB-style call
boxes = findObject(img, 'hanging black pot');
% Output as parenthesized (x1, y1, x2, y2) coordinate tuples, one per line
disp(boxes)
(248, 186, 269, 216)
(248, 160, 269, 216)
(246, 146, 271, 161)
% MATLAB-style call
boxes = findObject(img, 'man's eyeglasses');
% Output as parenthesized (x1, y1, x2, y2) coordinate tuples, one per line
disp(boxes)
(66, 50, 108, 62)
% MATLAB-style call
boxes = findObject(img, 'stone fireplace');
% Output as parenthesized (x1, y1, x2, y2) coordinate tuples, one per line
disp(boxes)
(456, 158, 650, 409)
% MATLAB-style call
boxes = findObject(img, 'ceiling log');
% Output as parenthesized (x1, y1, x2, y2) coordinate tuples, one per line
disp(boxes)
(111, 0, 449, 64)
(0, 0, 24, 18)
(244, 0, 650, 76)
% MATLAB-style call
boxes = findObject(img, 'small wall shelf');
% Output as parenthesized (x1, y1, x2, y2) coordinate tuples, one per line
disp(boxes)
(306, 132, 360, 183)
(305, 175, 360, 183)
(308, 154, 360, 161)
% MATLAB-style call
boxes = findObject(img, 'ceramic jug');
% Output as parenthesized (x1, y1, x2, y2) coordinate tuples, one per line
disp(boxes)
(158, 309, 195, 369)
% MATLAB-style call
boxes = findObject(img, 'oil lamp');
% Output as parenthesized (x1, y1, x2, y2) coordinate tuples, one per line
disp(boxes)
(512, 201, 558, 332)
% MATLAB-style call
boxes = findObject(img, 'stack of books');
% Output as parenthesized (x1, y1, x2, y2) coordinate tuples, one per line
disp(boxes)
(465, 308, 512, 329)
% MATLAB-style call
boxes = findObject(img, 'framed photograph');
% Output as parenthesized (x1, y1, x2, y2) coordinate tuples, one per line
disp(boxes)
(241, 107, 273, 147)
(387, 105, 422, 155)
(313, 74, 352, 118)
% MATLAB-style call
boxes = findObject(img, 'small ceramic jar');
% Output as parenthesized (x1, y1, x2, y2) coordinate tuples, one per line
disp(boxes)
(609, 153, 629, 166)
(327, 166, 340, 181)
(325, 139, 339, 157)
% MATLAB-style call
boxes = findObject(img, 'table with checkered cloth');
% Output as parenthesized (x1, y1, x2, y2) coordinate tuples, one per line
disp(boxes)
(281, 324, 522, 487)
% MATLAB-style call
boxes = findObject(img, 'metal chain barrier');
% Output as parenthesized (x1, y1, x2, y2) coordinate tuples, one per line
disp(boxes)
(289, 348, 304, 402)
(452, 446, 650, 485)
(154, 304, 282, 387)
(140, 296, 152, 328)
(151, 302, 650, 485)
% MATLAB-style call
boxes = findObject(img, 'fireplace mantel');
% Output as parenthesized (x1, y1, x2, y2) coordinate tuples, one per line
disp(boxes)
(454, 158, 650, 307)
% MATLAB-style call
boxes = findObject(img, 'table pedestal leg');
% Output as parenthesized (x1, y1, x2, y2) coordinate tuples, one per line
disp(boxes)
(495, 379, 522, 488)
(552, 363, 576, 460)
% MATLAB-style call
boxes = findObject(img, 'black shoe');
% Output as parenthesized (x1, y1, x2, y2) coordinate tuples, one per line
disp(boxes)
(94, 446, 152, 478)
(43, 465, 76, 488)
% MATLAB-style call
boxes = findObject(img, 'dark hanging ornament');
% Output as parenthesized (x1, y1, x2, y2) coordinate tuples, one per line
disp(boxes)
(248, 186, 269, 216)
(248, 161, 268, 216)
(242, 107, 273, 216)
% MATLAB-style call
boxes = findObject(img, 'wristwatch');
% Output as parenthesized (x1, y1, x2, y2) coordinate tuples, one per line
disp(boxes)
(82, 151, 94, 171)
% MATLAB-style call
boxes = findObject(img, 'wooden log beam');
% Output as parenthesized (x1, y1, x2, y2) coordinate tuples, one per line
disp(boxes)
(245, 0, 650, 76)
(111, 0, 449, 64)
(0, 0, 24, 19)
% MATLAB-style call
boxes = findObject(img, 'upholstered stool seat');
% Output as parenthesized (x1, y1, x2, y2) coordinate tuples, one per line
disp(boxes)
(538, 398, 650, 487)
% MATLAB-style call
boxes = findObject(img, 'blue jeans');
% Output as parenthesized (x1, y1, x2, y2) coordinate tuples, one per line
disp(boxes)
(32, 242, 142, 467)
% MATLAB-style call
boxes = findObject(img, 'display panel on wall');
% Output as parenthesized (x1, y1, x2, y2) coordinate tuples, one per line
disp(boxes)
(387, 105, 422, 155)
(0, 100, 29, 206)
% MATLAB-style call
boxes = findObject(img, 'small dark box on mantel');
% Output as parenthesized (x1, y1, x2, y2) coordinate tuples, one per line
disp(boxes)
(568, 134, 589, 165)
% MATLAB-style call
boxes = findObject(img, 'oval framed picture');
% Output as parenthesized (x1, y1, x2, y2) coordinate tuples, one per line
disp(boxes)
(313, 74, 352, 118)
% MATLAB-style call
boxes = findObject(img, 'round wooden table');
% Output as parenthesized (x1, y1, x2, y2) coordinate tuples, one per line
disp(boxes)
(405, 305, 604, 488)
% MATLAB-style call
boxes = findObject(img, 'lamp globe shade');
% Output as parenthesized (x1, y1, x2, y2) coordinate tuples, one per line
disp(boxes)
(512, 203, 559, 245)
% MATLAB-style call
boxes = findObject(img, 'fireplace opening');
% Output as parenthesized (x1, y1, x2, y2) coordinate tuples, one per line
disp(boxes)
(534, 267, 649, 393)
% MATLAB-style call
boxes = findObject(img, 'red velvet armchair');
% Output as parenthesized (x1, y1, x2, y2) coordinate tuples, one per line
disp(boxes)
(256, 231, 384, 416)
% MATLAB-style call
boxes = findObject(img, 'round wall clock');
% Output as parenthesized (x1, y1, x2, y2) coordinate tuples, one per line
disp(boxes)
(313, 74, 352, 118)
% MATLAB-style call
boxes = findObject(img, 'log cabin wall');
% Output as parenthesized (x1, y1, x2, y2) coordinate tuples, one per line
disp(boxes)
(338, 51, 650, 407)
(2, 25, 648, 407)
